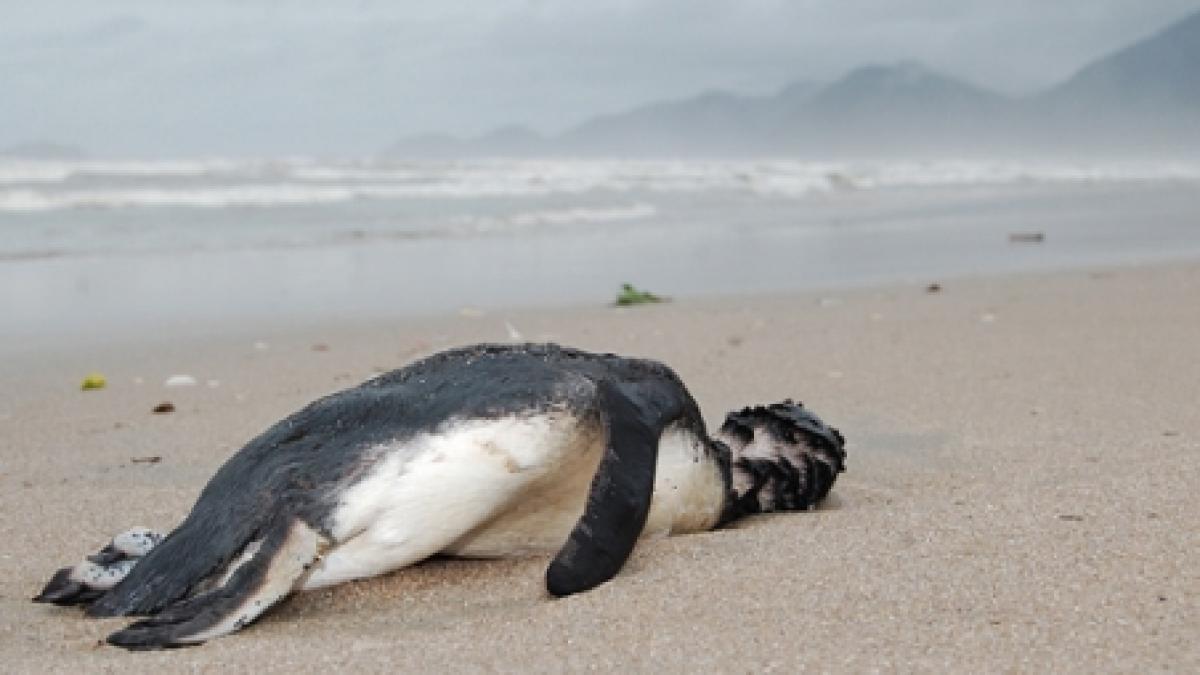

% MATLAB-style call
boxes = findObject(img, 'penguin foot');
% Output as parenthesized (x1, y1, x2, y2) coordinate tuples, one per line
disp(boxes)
(33, 527, 163, 607)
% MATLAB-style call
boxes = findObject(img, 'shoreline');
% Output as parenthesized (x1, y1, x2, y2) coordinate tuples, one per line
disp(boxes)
(3, 252, 1198, 359)
(2, 259, 1198, 670)
(4, 180, 1200, 354)
(6, 248, 1200, 363)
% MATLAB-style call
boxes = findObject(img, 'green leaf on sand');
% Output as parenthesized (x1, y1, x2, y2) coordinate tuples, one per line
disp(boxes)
(615, 283, 667, 306)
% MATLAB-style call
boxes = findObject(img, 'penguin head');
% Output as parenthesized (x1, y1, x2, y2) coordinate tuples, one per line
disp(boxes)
(715, 400, 846, 512)
(717, 399, 844, 463)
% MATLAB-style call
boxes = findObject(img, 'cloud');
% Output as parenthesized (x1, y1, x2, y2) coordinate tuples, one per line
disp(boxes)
(2, 1, 1197, 154)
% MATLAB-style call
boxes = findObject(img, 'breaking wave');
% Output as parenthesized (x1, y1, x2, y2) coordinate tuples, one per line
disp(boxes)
(449, 203, 657, 234)
(2, 157, 1198, 213)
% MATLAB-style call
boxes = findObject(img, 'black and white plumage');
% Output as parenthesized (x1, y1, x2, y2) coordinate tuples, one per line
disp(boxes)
(34, 343, 845, 649)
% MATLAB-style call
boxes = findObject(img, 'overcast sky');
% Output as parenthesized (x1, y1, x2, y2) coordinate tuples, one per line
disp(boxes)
(3, 1, 1197, 156)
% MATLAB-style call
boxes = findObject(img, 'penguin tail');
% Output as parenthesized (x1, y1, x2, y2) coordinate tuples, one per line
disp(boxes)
(80, 508, 259, 619)
(103, 517, 322, 649)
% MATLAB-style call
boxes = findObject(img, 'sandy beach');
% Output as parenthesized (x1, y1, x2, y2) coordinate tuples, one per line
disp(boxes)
(1, 260, 1197, 672)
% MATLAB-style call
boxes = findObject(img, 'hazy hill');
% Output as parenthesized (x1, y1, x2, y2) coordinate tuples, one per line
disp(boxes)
(394, 62, 1012, 157)
(1045, 9, 1200, 112)
(0, 141, 88, 160)
(1032, 8, 1200, 150)
(778, 62, 1012, 154)
(805, 62, 1002, 118)
(385, 9, 1200, 157)
(474, 125, 548, 156)
(559, 90, 776, 155)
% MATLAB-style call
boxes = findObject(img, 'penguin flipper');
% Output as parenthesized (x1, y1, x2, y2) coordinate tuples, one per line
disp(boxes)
(545, 382, 660, 597)
(106, 519, 321, 649)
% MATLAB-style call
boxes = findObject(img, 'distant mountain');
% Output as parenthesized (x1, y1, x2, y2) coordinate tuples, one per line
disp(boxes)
(0, 141, 87, 160)
(1044, 9, 1200, 112)
(558, 89, 787, 155)
(388, 62, 1015, 157)
(1033, 8, 1200, 148)
(387, 83, 822, 157)
(778, 62, 1012, 154)
(556, 62, 1012, 155)
(807, 62, 1001, 117)
(384, 9, 1200, 158)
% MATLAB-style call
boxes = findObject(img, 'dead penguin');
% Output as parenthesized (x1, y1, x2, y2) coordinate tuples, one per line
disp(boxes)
(34, 343, 845, 648)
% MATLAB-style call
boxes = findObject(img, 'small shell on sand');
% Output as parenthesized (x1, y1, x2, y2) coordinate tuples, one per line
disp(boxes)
(164, 375, 198, 387)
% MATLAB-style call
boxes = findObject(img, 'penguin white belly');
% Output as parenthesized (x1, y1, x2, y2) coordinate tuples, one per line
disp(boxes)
(301, 418, 726, 589)
(643, 425, 726, 537)
(302, 411, 599, 589)
(442, 424, 725, 557)
(441, 436, 603, 558)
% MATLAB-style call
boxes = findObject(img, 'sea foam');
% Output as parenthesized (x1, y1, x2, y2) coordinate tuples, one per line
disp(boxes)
(1, 158, 1198, 212)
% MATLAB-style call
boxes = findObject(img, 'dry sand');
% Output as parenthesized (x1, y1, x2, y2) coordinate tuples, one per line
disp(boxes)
(1, 261, 1197, 672)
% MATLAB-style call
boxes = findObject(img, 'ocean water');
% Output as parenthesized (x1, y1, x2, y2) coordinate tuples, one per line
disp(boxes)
(2, 157, 1199, 347)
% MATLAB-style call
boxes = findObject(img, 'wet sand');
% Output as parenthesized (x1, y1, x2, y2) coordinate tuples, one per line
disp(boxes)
(1, 261, 1197, 671)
